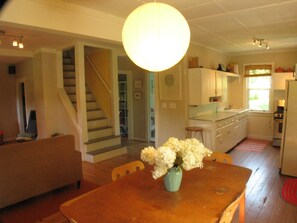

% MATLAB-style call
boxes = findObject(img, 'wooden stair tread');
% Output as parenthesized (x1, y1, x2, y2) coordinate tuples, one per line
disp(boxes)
(86, 135, 120, 144)
(86, 144, 125, 155)
(87, 108, 102, 112)
(63, 77, 75, 79)
(88, 126, 112, 132)
(87, 117, 106, 121)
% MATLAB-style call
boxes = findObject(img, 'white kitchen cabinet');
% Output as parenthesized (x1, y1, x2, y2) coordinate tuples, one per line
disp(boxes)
(188, 111, 248, 152)
(216, 71, 228, 105)
(272, 72, 294, 90)
(238, 114, 248, 141)
(188, 68, 216, 105)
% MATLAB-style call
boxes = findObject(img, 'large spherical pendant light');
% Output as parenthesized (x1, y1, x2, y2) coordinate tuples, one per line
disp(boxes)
(122, 2, 191, 72)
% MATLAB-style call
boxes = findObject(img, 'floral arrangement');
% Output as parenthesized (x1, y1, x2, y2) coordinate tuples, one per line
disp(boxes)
(141, 137, 212, 179)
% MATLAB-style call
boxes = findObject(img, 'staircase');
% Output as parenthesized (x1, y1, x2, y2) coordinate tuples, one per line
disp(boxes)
(84, 85, 127, 163)
(62, 50, 127, 163)
(63, 54, 76, 109)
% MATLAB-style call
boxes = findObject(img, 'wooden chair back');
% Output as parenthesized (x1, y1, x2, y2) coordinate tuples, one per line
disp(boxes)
(111, 160, 145, 181)
(206, 152, 233, 164)
(219, 188, 246, 223)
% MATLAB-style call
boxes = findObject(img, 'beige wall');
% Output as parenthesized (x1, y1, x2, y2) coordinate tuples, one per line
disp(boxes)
(156, 44, 231, 146)
(0, 65, 19, 141)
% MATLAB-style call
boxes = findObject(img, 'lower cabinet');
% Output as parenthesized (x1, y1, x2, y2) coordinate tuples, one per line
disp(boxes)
(189, 112, 248, 152)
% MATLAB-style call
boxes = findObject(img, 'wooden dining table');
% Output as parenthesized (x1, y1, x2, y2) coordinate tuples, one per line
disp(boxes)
(60, 160, 252, 223)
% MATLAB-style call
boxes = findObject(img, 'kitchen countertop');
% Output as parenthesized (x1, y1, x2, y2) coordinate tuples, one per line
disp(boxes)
(190, 109, 249, 121)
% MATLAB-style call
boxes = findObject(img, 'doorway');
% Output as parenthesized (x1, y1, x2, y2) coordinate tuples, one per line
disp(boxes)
(148, 73, 155, 142)
(118, 71, 133, 141)
(18, 82, 27, 133)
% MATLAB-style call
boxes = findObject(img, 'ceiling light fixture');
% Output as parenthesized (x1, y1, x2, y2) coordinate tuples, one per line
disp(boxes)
(12, 39, 18, 47)
(18, 36, 24, 49)
(266, 43, 270, 50)
(252, 38, 269, 50)
(122, 2, 191, 72)
(0, 30, 24, 49)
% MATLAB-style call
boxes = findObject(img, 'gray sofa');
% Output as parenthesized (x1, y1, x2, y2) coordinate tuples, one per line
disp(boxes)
(0, 135, 82, 208)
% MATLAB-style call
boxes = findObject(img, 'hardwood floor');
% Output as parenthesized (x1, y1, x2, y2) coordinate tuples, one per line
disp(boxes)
(8, 138, 297, 223)
(230, 142, 297, 223)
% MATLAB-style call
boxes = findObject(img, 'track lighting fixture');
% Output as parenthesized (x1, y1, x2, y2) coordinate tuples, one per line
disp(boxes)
(12, 39, 18, 46)
(252, 38, 269, 50)
(0, 30, 24, 49)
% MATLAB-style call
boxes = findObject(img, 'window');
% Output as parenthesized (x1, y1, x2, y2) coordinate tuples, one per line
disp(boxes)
(245, 64, 272, 111)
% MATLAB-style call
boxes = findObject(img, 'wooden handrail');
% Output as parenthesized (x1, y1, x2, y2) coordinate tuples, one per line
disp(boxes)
(85, 55, 111, 94)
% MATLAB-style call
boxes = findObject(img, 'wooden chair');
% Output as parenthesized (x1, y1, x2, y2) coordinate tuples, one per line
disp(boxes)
(205, 152, 233, 164)
(111, 160, 145, 181)
(219, 188, 246, 223)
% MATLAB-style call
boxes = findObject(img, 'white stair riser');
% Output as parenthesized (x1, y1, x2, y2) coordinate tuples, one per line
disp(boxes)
(87, 110, 104, 119)
(86, 137, 121, 152)
(64, 86, 76, 94)
(64, 86, 90, 94)
(87, 102, 100, 110)
(64, 78, 76, 85)
(68, 94, 76, 102)
(86, 94, 95, 101)
(85, 88, 91, 94)
(88, 128, 113, 140)
(85, 147, 127, 163)
(63, 58, 72, 64)
(63, 71, 75, 78)
(63, 64, 75, 71)
(73, 102, 100, 110)
(87, 119, 108, 129)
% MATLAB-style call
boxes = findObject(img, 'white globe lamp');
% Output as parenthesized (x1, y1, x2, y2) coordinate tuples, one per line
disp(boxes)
(122, 2, 191, 72)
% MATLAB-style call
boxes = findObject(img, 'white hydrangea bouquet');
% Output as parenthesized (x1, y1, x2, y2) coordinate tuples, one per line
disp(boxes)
(141, 137, 212, 179)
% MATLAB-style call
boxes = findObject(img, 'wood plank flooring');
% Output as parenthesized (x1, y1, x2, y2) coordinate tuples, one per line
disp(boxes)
(28, 139, 297, 222)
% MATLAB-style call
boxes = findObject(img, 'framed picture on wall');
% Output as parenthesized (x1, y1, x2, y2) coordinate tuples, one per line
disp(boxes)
(134, 80, 142, 89)
(159, 64, 182, 100)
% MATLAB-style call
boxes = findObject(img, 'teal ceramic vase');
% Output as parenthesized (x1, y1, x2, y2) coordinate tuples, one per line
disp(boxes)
(164, 166, 183, 192)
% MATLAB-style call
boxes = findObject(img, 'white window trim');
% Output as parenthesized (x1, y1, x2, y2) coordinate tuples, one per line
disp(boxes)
(243, 63, 274, 113)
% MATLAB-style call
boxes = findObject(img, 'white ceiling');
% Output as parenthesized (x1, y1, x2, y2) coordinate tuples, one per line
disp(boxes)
(1, 0, 297, 64)
(62, 0, 297, 54)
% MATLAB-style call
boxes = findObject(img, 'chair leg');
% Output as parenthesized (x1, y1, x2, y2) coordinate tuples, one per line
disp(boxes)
(239, 192, 245, 223)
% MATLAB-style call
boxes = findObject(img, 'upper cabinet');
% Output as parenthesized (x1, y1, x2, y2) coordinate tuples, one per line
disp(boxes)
(272, 72, 294, 90)
(188, 68, 238, 105)
(188, 68, 216, 105)
(215, 71, 228, 105)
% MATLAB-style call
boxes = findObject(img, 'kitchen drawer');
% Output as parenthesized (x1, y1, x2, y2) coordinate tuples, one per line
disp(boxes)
(215, 117, 234, 129)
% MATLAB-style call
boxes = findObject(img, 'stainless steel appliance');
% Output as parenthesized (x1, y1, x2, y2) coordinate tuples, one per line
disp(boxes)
(273, 99, 284, 147)
(280, 81, 297, 176)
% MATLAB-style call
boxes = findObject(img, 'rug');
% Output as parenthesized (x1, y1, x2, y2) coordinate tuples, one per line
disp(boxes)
(0, 180, 98, 223)
(235, 138, 270, 152)
(281, 178, 297, 206)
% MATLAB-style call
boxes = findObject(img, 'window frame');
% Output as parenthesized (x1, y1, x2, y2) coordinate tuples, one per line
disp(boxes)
(243, 63, 273, 113)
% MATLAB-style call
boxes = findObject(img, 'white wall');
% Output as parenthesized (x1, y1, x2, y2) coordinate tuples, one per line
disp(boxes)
(0, 65, 19, 141)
